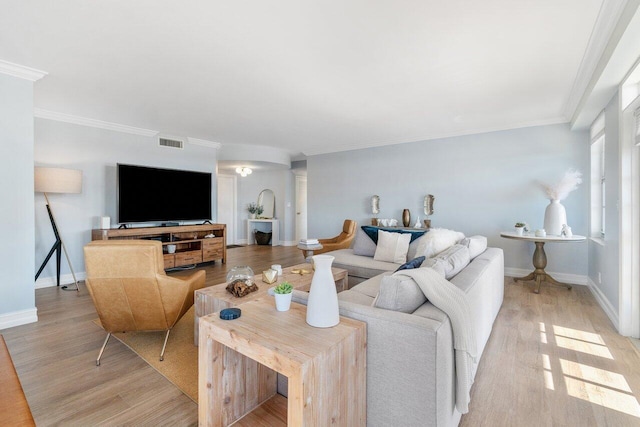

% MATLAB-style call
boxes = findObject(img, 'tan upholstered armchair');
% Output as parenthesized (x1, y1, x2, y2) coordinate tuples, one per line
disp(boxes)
(314, 219, 357, 255)
(84, 240, 206, 365)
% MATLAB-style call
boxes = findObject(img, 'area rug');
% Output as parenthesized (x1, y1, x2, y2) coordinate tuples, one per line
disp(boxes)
(94, 307, 198, 402)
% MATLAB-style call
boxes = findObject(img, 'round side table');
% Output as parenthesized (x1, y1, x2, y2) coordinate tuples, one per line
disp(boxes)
(500, 231, 586, 294)
(297, 243, 323, 262)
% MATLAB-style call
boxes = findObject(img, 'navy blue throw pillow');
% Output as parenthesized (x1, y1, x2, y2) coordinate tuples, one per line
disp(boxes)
(361, 225, 426, 244)
(395, 256, 426, 272)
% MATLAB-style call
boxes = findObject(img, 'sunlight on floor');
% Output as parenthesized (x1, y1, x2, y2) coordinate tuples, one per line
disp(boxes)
(554, 336, 613, 359)
(537, 323, 640, 417)
(553, 325, 606, 345)
(549, 322, 611, 359)
(541, 354, 554, 390)
(560, 359, 632, 393)
(539, 323, 548, 344)
(564, 377, 640, 417)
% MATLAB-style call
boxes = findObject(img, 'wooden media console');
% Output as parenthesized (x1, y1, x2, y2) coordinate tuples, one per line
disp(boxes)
(91, 224, 226, 269)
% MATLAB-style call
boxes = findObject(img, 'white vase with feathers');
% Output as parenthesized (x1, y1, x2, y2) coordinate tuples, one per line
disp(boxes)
(540, 170, 582, 236)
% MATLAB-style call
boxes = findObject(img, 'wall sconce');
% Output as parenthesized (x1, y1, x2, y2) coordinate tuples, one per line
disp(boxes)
(371, 195, 380, 225)
(235, 167, 252, 177)
(423, 194, 435, 228)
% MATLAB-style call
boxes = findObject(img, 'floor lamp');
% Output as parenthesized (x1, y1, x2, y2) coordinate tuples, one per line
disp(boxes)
(34, 167, 82, 291)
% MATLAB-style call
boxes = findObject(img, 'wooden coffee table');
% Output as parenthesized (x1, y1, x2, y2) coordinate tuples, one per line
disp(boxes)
(194, 263, 348, 345)
(199, 299, 366, 426)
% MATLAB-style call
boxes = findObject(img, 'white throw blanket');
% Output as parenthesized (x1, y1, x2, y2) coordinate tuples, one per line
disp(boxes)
(395, 267, 477, 413)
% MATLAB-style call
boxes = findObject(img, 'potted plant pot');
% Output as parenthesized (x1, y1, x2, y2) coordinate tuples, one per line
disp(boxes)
(275, 292, 292, 311)
(514, 222, 527, 236)
(274, 282, 293, 311)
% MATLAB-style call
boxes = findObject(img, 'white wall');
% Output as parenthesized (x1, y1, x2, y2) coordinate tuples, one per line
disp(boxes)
(588, 92, 621, 313)
(308, 123, 590, 278)
(34, 119, 218, 286)
(0, 74, 37, 327)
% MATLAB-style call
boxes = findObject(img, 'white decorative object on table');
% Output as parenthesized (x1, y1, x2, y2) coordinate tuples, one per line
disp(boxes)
(543, 200, 566, 236)
(271, 264, 282, 276)
(540, 169, 582, 236)
(535, 229, 546, 237)
(561, 224, 573, 237)
(306, 255, 339, 327)
(414, 217, 422, 228)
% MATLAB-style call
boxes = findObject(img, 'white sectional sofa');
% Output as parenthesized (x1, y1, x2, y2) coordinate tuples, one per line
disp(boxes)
(292, 226, 504, 426)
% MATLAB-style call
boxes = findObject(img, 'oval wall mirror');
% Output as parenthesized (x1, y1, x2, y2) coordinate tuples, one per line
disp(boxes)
(258, 189, 276, 219)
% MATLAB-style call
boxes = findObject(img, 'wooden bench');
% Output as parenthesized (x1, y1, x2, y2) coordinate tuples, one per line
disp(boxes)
(0, 334, 35, 426)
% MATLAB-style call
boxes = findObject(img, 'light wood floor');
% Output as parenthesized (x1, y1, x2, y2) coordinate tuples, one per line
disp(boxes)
(3, 246, 640, 426)
(460, 278, 640, 427)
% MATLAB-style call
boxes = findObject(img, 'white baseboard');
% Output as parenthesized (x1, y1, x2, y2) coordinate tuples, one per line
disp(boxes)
(504, 267, 587, 285)
(236, 239, 248, 245)
(587, 277, 620, 330)
(35, 272, 86, 289)
(0, 307, 38, 330)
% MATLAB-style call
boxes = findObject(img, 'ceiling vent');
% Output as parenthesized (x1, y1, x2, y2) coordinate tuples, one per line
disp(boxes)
(158, 137, 184, 149)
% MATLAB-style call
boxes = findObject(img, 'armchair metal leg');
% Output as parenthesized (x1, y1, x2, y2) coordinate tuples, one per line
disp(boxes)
(96, 333, 111, 366)
(160, 329, 171, 361)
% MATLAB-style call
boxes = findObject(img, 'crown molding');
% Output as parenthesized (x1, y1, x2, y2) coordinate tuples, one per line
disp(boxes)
(0, 59, 47, 81)
(563, 0, 631, 121)
(302, 116, 568, 156)
(187, 137, 222, 149)
(34, 108, 158, 137)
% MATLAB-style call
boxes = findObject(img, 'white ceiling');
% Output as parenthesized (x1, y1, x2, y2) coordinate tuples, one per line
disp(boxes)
(0, 0, 621, 157)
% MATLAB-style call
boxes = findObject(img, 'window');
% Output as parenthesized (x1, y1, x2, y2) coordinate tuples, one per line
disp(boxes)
(590, 112, 605, 239)
(635, 108, 640, 146)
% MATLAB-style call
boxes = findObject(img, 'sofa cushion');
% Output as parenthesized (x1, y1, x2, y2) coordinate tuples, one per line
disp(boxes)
(350, 272, 389, 298)
(329, 249, 398, 280)
(423, 258, 447, 277)
(353, 227, 377, 256)
(407, 234, 426, 260)
(459, 235, 488, 260)
(373, 273, 428, 313)
(425, 244, 471, 279)
(374, 230, 411, 263)
(338, 288, 377, 306)
(416, 228, 465, 258)
(395, 256, 426, 272)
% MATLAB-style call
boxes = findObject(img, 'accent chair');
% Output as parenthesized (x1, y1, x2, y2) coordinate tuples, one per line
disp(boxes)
(83, 240, 206, 365)
(314, 219, 357, 255)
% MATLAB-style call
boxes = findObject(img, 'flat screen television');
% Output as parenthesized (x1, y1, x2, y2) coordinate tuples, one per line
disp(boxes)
(117, 163, 212, 224)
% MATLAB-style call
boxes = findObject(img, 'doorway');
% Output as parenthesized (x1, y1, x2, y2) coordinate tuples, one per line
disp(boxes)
(217, 174, 237, 246)
(295, 175, 307, 241)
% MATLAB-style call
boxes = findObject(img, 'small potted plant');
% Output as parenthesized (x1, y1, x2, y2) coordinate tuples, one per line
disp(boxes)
(274, 281, 293, 311)
(514, 222, 528, 236)
(247, 202, 264, 219)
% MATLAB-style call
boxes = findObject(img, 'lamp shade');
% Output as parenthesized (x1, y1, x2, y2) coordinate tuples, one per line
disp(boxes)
(34, 167, 82, 194)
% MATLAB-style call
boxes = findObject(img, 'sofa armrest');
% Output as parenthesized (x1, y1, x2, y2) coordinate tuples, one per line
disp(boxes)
(291, 290, 456, 426)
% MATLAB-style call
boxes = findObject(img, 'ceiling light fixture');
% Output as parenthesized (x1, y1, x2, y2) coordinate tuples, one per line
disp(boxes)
(235, 167, 252, 177)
